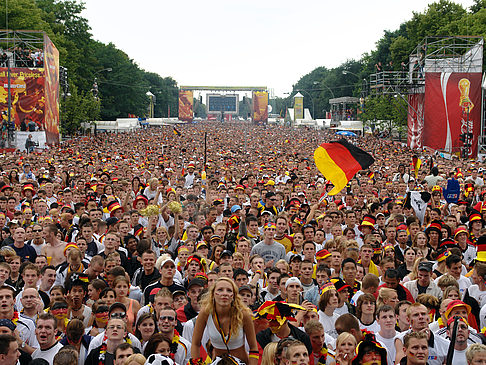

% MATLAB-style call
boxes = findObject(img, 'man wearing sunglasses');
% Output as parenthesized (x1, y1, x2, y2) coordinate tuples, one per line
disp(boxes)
(158, 307, 190, 365)
(87, 303, 142, 355)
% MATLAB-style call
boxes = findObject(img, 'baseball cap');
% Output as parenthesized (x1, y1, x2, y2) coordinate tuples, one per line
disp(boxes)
(239, 285, 252, 294)
(231, 205, 242, 214)
(418, 261, 433, 272)
(187, 278, 206, 290)
(220, 250, 233, 258)
(160, 258, 175, 268)
(285, 277, 302, 289)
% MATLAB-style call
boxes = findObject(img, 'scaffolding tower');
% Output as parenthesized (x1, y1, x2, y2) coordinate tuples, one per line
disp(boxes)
(368, 36, 484, 156)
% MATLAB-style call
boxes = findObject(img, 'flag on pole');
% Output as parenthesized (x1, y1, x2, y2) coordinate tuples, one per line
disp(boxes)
(173, 127, 181, 136)
(412, 155, 421, 179)
(314, 139, 374, 196)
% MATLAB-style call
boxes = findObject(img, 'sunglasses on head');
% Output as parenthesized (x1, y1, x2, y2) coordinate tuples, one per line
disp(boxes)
(110, 312, 126, 319)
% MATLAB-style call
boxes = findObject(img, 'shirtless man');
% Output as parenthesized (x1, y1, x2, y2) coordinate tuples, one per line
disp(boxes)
(41, 224, 67, 267)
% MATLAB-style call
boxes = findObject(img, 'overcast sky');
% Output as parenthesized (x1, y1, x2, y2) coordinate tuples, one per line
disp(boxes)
(82, 0, 474, 96)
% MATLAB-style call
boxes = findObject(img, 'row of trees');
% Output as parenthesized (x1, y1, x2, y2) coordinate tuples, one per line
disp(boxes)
(288, 0, 486, 131)
(0, 0, 179, 133)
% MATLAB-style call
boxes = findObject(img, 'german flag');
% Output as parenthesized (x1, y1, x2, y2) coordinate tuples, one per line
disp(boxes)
(314, 139, 374, 196)
(412, 155, 421, 179)
(173, 126, 182, 136)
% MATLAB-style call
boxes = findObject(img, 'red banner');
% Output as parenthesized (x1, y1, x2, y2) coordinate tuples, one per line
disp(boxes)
(424, 72, 481, 157)
(43, 34, 60, 145)
(407, 93, 425, 150)
(0, 68, 45, 128)
(178, 90, 193, 122)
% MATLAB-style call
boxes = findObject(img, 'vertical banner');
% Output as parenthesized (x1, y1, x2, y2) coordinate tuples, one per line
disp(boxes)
(252, 91, 268, 124)
(407, 93, 425, 150)
(0, 68, 45, 129)
(178, 90, 193, 122)
(424, 72, 481, 157)
(43, 34, 60, 145)
(294, 95, 304, 120)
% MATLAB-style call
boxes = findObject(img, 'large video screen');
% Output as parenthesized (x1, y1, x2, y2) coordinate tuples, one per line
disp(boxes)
(207, 94, 238, 113)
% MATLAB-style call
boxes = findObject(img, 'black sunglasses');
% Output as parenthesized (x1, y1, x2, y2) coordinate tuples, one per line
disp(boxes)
(110, 312, 126, 319)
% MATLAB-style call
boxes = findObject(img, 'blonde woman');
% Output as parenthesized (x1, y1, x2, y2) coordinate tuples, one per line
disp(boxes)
(261, 342, 278, 365)
(402, 257, 426, 283)
(191, 277, 258, 365)
(330, 332, 357, 365)
(376, 287, 399, 309)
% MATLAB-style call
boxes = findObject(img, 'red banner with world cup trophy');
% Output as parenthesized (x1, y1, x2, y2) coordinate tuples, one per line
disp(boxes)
(423, 72, 481, 157)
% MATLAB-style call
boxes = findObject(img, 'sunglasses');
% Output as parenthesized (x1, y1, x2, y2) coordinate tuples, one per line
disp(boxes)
(110, 312, 126, 319)
(159, 316, 175, 322)
(33, 229, 42, 232)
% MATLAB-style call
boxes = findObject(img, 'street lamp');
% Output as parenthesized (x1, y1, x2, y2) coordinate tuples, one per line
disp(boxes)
(92, 68, 112, 99)
(342, 70, 368, 96)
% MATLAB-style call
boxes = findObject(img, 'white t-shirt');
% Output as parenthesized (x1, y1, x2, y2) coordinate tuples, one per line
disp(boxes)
(467, 285, 486, 307)
(453, 348, 467, 363)
(396, 330, 450, 365)
(32, 342, 64, 364)
(360, 320, 380, 334)
(318, 310, 339, 338)
(375, 332, 397, 365)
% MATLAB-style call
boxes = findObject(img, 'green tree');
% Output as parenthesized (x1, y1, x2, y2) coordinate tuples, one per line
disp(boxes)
(60, 85, 100, 134)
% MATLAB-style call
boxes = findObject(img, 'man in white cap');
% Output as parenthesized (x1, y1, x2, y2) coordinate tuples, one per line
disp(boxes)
(143, 256, 185, 305)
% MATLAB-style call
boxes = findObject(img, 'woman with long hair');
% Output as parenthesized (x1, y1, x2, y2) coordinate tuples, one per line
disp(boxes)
(134, 312, 157, 352)
(403, 257, 427, 283)
(356, 293, 379, 333)
(209, 244, 226, 267)
(376, 287, 399, 309)
(191, 277, 258, 365)
(318, 287, 339, 338)
(261, 342, 278, 365)
(113, 275, 140, 333)
(412, 232, 431, 259)
(397, 247, 416, 280)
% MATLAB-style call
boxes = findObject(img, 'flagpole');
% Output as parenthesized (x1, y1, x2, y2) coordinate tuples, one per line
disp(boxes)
(204, 131, 207, 171)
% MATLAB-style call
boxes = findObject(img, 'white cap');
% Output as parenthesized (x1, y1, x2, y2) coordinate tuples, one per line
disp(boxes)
(285, 277, 302, 289)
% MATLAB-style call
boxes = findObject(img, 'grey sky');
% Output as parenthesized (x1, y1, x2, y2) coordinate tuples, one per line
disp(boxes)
(82, 0, 474, 96)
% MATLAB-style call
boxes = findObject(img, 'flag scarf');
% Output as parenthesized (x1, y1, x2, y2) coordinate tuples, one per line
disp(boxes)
(412, 155, 421, 179)
(314, 139, 374, 196)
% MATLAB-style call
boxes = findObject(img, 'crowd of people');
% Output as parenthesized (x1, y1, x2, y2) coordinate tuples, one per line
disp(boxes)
(0, 122, 485, 365)
(0, 47, 44, 68)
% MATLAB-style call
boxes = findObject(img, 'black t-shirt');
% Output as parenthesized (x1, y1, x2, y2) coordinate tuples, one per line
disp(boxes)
(140, 269, 161, 291)
(417, 283, 428, 295)
(143, 281, 186, 304)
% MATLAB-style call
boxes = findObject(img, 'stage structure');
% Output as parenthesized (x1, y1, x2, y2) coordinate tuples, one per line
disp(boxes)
(179, 86, 268, 123)
(369, 36, 483, 158)
(0, 30, 60, 147)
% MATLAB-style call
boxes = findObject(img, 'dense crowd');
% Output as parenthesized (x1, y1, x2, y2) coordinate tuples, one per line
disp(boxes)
(0, 47, 44, 68)
(0, 122, 485, 365)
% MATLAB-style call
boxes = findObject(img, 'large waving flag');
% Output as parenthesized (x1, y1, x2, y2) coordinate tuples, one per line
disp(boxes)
(314, 139, 374, 196)
(173, 126, 182, 136)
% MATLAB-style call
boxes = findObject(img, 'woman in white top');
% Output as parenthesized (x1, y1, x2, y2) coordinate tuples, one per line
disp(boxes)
(318, 285, 340, 339)
(192, 277, 258, 365)
(356, 293, 380, 333)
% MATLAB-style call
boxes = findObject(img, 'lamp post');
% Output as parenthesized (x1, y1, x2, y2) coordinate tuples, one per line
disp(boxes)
(146, 91, 155, 118)
(342, 70, 368, 96)
(92, 68, 112, 99)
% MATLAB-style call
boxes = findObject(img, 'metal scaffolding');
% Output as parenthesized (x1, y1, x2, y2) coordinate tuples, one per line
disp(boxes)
(368, 36, 485, 156)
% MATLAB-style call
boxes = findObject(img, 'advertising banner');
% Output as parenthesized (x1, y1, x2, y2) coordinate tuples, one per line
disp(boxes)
(43, 34, 60, 145)
(294, 96, 304, 120)
(252, 91, 268, 124)
(424, 72, 481, 157)
(0, 67, 45, 129)
(178, 90, 193, 122)
(407, 93, 425, 150)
